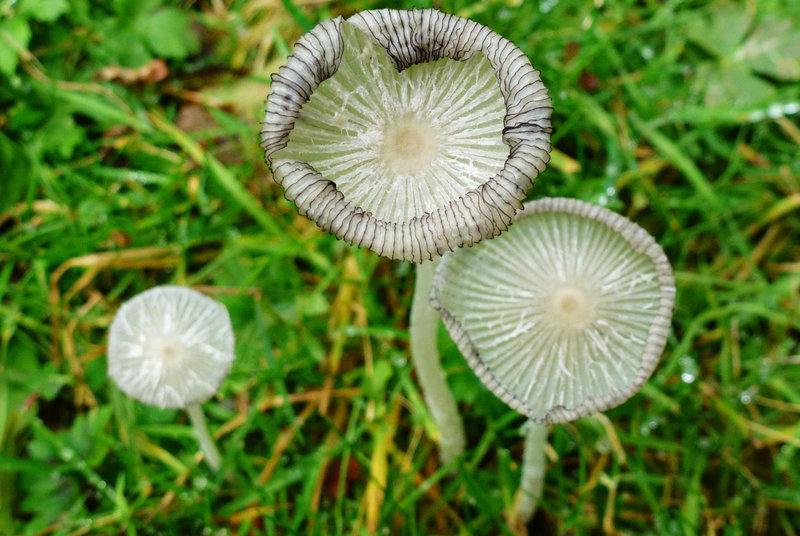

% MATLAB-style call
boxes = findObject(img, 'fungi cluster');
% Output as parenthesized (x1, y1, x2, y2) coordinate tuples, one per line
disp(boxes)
(260, 7, 675, 525)
(104, 7, 675, 525)
(263, 7, 557, 467)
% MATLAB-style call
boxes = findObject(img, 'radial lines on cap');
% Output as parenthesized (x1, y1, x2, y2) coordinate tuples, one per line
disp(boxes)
(435, 210, 663, 419)
(272, 21, 509, 223)
(108, 286, 235, 409)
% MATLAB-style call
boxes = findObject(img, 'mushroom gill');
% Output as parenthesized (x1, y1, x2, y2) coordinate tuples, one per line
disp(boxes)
(431, 197, 676, 423)
(108, 285, 235, 409)
(261, 9, 552, 262)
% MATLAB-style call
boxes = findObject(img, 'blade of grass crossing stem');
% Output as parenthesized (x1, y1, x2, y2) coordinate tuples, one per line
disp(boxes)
(148, 112, 289, 240)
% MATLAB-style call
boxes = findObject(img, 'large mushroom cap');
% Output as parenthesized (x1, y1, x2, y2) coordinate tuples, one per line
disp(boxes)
(108, 286, 235, 409)
(261, 9, 552, 262)
(431, 197, 675, 423)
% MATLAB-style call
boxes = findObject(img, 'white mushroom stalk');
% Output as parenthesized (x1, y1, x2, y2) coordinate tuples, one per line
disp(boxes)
(431, 197, 675, 520)
(515, 421, 547, 523)
(409, 258, 465, 464)
(261, 8, 552, 463)
(108, 286, 236, 470)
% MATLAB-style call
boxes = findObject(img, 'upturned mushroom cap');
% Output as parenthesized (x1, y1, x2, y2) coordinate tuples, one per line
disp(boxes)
(261, 9, 552, 262)
(430, 197, 675, 423)
(107, 286, 235, 409)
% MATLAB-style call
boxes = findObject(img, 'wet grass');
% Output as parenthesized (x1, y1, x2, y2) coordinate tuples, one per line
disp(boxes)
(1, 0, 800, 534)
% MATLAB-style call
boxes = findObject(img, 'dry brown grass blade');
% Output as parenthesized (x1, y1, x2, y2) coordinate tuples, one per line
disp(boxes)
(0, 199, 66, 229)
(61, 290, 105, 407)
(594, 413, 627, 466)
(776, 116, 800, 145)
(364, 401, 401, 533)
(214, 387, 361, 439)
(48, 245, 181, 362)
(257, 401, 318, 485)
(321, 254, 362, 416)
(600, 474, 620, 536)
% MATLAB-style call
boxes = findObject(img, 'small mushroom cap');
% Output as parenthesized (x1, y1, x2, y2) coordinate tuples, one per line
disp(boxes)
(107, 286, 235, 409)
(262, 9, 552, 262)
(431, 197, 675, 423)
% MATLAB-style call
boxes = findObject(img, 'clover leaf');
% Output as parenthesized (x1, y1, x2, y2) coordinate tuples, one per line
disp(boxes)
(685, 2, 800, 106)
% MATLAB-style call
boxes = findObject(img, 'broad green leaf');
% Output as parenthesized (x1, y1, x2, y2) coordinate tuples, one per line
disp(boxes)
(95, 23, 151, 67)
(135, 8, 200, 60)
(736, 16, 800, 81)
(5, 97, 49, 130)
(684, 2, 750, 58)
(0, 17, 31, 77)
(4, 332, 39, 410)
(39, 112, 84, 160)
(112, 0, 159, 20)
(20, 0, 69, 22)
(0, 455, 51, 473)
(704, 64, 774, 107)
(3, 332, 68, 408)
(0, 132, 31, 212)
(63, 408, 114, 468)
(64, 0, 90, 24)
(19, 465, 78, 525)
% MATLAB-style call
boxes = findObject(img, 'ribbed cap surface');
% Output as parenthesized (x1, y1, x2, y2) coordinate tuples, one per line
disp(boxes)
(431, 198, 675, 423)
(262, 9, 552, 262)
(108, 286, 235, 409)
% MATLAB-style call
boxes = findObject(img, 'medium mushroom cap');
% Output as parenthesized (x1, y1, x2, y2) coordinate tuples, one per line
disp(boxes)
(261, 9, 552, 262)
(431, 197, 675, 423)
(108, 286, 235, 409)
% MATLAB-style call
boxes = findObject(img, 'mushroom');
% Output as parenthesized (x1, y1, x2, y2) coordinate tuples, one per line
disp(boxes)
(108, 285, 236, 470)
(430, 197, 675, 520)
(261, 8, 551, 463)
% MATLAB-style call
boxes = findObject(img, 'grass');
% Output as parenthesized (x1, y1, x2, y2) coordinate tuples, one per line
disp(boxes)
(1, 0, 800, 534)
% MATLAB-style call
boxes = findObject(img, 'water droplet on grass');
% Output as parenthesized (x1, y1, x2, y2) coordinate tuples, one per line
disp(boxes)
(679, 356, 698, 384)
(784, 102, 799, 115)
(767, 103, 783, 119)
(540, 0, 558, 13)
(739, 387, 756, 405)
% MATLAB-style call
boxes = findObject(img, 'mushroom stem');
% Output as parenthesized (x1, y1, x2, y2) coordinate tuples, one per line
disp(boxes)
(515, 421, 547, 523)
(187, 404, 222, 471)
(410, 258, 466, 465)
